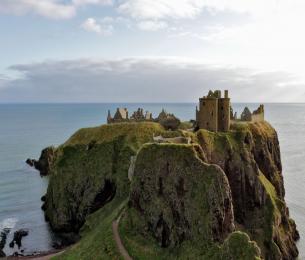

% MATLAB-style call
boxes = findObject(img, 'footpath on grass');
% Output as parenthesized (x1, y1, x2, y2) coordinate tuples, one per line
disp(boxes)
(112, 212, 132, 260)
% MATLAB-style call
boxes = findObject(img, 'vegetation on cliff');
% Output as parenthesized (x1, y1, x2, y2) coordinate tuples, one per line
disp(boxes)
(37, 121, 298, 259)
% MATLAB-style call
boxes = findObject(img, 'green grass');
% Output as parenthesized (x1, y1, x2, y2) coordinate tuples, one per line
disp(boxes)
(54, 198, 127, 260)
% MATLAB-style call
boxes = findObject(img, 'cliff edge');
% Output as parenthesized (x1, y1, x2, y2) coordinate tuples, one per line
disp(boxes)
(36, 121, 298, 259)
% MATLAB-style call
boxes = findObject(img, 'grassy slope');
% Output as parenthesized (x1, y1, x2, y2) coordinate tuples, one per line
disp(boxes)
(56, 198, 126, 260)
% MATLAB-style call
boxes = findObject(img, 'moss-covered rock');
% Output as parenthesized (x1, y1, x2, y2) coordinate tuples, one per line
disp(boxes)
(43, 123, 177, 239)
(37, 121, 298, 259)
(119, 143, 261, 259)
(128, 143, 234, 247)
(196, 121, 299, 259)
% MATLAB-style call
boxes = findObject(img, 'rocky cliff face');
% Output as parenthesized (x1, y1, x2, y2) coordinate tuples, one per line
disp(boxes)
(41, 123, 169, 242)
(36, 121, 298, 259)
(122, 143, 261, 259)
(129, 144, 234, 247)
(26, 147, 56, 176)
(195, 122, 299, 259)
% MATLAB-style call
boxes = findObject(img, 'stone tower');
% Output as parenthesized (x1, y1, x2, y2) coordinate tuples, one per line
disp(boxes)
(218, 90, 230, 132)
(196, 90, 230, 132)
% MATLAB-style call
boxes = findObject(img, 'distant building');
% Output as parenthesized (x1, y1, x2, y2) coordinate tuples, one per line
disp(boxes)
(107, 107, 179, 130)
(107, 108, 129, 124)
(196, 90, 230, 132)
(107, 107, 153, 124)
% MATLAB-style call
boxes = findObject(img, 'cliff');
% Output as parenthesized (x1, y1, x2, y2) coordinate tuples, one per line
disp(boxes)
(194, 122, 299, 259)
(37, 121, 298, 259)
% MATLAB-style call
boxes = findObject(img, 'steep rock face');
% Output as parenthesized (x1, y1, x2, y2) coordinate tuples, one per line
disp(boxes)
(36, 121, 298, 259)
(196, 122, 298, 259)
(26, 147, 56, 176)
(42, 123, 175, 238)
(129, 144, 234, 248)
(122, 143, 261, 259)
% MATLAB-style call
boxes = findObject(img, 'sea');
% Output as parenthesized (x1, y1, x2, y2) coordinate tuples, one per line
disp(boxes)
(0, 103, 305, 258)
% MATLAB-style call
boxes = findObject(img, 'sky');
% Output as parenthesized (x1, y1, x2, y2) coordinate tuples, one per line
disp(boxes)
(1, 0, 305, 102)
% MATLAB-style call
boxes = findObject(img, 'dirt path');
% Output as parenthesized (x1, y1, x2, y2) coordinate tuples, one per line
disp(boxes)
(112, 213, 132, 260)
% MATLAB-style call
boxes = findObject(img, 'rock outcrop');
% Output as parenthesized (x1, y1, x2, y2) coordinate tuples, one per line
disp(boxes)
(41, 123, 168, 243)
(34, 121, 298, 259)
(26, 147, 56, 176)
(9, 229, 29, 249)
(196, 122, 299, 259)
(129, 144, 234, 247)
(0, 228, 9, 258)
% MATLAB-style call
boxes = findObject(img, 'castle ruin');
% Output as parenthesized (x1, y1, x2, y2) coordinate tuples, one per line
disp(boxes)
(196, 90, 231, 132)
(107, 107, 178, 128)
(196, 90, 265, 132)
(241, 105, 264, 122)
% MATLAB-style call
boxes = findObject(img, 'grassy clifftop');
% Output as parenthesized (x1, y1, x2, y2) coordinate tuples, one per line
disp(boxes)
(38, 121, 298, 260)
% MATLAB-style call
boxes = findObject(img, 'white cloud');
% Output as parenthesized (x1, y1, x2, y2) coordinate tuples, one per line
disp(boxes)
(81, 18, 113, 35)
(1, 58, 305, 103)
(137, 20, 168, 31)
(118, 0, 206, 20)
(0, 0, 76, 19)
(0, 0, 112, 19)
(72, 0, 113, 6)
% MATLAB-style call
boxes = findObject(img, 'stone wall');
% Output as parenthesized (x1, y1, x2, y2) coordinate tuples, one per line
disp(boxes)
(197, 98, 218, 131)
(218, 98, 230, 132)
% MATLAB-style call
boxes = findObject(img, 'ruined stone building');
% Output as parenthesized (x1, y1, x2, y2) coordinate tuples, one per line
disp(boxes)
(196, 90, 231, 132)
(240, 105, 264, 122)
(107, 108, 129, 124)
(107, 107, 180, 130)
(130, 108, 153, 121)
(107, 107, 153, 124)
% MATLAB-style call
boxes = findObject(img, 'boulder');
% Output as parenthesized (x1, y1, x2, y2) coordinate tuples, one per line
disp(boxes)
(9, 229, 29, 249)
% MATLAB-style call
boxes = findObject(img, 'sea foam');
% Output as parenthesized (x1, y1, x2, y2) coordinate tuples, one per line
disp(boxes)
(0, 217, 18, 230)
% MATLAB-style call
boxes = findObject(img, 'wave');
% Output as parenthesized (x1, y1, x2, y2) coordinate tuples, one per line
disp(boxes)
(0, 217, 18, 230)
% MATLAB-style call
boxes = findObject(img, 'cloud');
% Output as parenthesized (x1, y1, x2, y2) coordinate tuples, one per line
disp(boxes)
(1, 58, 304, 103)
(0, 0, 76, 19)
(118, 0, 206, 20)
(72, 0, 113, 6)
(81, 18, 113, 35)
(137, 20, 168, 31)
(0, 0, 112, 19)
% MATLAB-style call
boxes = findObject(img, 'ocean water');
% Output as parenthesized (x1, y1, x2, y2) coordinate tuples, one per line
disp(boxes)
(0, 103, 304, 257)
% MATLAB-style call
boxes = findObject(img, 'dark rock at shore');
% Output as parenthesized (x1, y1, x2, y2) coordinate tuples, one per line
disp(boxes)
(9, 229, 29, 249)
(26, 158, 36, 167)
(53, 233, 80, 247)
(0, 250, 5, 258)
(26, 147, 56, 176)
(0, 228, 10, 258)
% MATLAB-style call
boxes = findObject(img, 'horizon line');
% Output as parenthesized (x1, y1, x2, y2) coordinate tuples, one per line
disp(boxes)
(0, 102, 304, 105)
